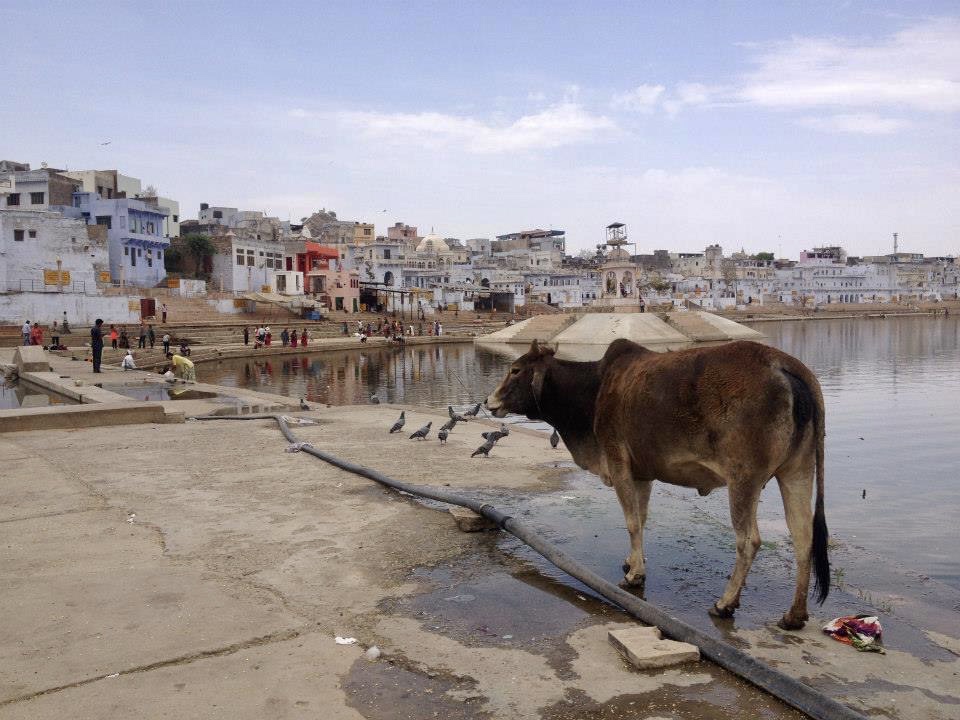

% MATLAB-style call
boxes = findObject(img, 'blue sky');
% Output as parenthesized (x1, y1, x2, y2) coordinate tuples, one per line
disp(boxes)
(2, 1, 958, 256)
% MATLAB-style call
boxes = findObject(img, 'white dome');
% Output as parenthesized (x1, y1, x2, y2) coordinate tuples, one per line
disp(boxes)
(416, 233, 449, 253)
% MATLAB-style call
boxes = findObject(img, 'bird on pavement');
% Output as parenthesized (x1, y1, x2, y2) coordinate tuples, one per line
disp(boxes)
(550, 428, 560, 448)
(409, 421, 432, 440)
(440, 417, 458, 433)
(299, 398, 310, 411)
(370, 394, 381, 404)
(438, 428, 449, 444)
(448, 405, 467, 422)
(471, 438, 496, 458)
(463, 403, 482, 418)
(389, 411, 406, 433)
(481, 424, 510, 442)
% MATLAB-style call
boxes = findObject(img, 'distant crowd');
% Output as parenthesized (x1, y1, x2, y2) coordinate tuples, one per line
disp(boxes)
(242, 325, 310, 349)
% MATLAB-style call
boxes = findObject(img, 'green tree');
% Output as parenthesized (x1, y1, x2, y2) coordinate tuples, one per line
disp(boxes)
(183, 234, 217, 278)
(163, 247, 183, 273)
(754, 251, 775, 262)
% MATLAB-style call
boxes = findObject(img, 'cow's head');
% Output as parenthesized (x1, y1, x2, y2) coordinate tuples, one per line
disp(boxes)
(486, 339, 556, 420)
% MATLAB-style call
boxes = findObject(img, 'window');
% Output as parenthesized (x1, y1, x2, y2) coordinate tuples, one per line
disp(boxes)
(14, 229, 24, 241)
(28, 230, 36, 238)
(96, 215, 112, 229)
(7, 193, 20, 206)
(158, 250, 162, 260)
(236, 251, 245, 266)
(131, 250, 136, 267)
(124, 247, 129, 255)
(213, 210, 223, 219)
(363, 228, 372, 236)
(384, 249, 391, 259)
(130, 218, 137, 232)
(137, 248, 142, 257)
(172, 215, 178, 223)
(30, 192, 44, 204)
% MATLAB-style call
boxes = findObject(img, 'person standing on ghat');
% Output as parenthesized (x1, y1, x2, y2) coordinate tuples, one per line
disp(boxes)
(90, 319, 104, 373)
(148, 324, 156, 349)
(162, 332, 171, 355)
(21, 320, 30, 346)
(138, 322, 147, 349)
(242, 326, 249, 345)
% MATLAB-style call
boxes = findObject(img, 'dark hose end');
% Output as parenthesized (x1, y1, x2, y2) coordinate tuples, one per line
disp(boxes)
(478, 504, 511, 529)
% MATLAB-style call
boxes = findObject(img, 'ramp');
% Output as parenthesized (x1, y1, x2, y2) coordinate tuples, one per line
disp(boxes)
(665, 311, 763, 341)
(552, 314, 690, 346)
(479, 314, 578, 343)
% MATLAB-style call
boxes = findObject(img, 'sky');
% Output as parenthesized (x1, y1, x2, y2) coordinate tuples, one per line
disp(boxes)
(2, 1, 958, 257)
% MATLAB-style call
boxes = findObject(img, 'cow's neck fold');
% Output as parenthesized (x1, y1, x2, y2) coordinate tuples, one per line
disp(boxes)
(540, 359, 604, 472)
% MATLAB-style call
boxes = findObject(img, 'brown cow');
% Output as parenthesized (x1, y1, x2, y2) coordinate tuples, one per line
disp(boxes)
(486, 338, 829, 629)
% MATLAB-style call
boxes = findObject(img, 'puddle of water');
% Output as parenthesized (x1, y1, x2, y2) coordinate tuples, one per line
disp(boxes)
(342, 659, 491, 720)
(0, 380, 77, 409)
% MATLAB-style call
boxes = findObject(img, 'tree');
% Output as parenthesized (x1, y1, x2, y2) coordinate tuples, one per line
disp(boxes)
(163, 247, 184, 273)
(183, 234, 217, 278)
(754, 251, 775, 262)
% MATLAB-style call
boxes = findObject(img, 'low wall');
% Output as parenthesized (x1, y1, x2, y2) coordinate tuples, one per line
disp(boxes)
(0, 292, 139, 326)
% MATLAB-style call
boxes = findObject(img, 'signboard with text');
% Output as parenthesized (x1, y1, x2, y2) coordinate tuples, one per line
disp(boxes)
(43, 270, 71, 285)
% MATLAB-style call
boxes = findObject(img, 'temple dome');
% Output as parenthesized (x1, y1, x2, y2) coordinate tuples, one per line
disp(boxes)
(416, 233, 449, 254)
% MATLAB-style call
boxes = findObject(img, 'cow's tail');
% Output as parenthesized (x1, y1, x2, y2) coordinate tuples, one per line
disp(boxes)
(810, 377, 830, 605)
(783, 364, 830, 605)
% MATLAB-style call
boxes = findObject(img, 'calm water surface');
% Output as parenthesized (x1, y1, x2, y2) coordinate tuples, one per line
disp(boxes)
(197, 317, 960, 589)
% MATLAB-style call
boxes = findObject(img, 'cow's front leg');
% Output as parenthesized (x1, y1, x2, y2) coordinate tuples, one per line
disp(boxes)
(612, 477, 652, 588)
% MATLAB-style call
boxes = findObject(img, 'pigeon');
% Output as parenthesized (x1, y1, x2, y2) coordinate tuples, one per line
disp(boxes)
(481, 424, 510, 442)
(299, 398, 310, 411)
(389, 411, 406, 433)
(440, 417, 458, 433)
(409, 422, 432, 440)
(463, 403, 482, 418)
(550, 428, 560, 448)
(370, 394, 381, 404)
(438, 428, 449, 444)
(447, 405, 467, 422)
(471, 438, 496, 458)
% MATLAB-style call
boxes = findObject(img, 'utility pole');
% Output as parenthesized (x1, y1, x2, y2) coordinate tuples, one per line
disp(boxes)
(893, 232, 898, 255)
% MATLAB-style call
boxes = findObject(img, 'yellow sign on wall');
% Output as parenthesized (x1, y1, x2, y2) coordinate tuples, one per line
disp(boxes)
(99, 271, 112, 283)
(43, 270, 71, 285)
(167, 278, 181, 288)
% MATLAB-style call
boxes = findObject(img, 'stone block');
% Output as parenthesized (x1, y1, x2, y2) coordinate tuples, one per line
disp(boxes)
(608, 626, 699, 670)
(448, 506, 496, 532)
(13, 346, 50, 373)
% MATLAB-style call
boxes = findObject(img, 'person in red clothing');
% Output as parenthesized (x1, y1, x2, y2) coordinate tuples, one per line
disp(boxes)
(300, 329, 308, 346)
(289, 328, 298, 348)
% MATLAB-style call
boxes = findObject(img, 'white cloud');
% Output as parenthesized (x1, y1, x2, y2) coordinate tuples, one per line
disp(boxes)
(797, 113, 909, 135)
(738, 17, 960, 112)
(611, 84, 665, 112)
(338, 103, 615, 154)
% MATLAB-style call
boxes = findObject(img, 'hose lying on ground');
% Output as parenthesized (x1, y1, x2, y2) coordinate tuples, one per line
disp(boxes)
(191, 412, 867, 720)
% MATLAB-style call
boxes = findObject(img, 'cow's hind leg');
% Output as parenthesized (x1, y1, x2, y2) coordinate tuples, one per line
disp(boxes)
(775, 460, 815, 630)
(613, 476, 652, 588)
(709, 480, 763, 619)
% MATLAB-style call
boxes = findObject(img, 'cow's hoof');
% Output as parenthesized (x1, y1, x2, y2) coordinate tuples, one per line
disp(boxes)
(620, 573, 646, 589)
(708, 603, 736, 619)
(776, 614, 808, 631)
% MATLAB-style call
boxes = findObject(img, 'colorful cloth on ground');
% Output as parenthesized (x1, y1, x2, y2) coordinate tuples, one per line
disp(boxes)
(822, 615, 884, 653)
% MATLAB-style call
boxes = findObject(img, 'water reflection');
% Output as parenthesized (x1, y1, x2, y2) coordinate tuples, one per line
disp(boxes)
(198, 342, 511, 408)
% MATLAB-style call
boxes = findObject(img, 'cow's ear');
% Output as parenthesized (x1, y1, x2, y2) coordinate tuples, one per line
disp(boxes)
(529, 339, 541, 355)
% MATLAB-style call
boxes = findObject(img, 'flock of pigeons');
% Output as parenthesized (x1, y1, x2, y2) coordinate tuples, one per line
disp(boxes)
(387, 404, 560, 457)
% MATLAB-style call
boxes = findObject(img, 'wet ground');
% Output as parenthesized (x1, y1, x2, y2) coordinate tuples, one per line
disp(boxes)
(0, 379, 77, 409)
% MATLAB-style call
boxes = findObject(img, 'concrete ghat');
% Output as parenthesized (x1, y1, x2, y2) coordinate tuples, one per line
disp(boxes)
(0, 401, 177, 433)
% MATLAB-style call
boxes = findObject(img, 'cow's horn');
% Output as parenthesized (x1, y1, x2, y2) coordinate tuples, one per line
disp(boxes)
(530, 339, 540, 354)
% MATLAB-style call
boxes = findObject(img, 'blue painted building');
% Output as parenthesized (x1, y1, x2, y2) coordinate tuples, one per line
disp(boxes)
(71, 192, 169, 287)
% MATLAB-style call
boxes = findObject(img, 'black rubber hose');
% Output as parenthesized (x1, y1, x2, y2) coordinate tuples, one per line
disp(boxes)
(189, 413, 867, 720)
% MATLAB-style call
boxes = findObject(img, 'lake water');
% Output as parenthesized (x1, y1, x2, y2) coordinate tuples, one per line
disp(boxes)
(197, 316, 960, 594)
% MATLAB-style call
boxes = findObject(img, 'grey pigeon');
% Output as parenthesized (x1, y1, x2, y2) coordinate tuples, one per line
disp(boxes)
(481, 424, 510, 443)
(438, 428, 449, 444)
(440, 417, 458, 432)
(463, 403, 482, 418)
(299, 397, 310, 411)
(370, 394, 381, 404)
(447, 405, 467, 422)
(550, 428, 560, 448)
(389, 411, 405, 433)
(471, 438, 496, 458)
(409, 421, 432, 440)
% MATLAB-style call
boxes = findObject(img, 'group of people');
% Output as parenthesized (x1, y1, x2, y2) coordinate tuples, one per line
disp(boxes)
(106, 323, 157, 350)
(19, 319, 70, 350)
(243, 325, 309, 349)
(353, 317, 442, 343)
